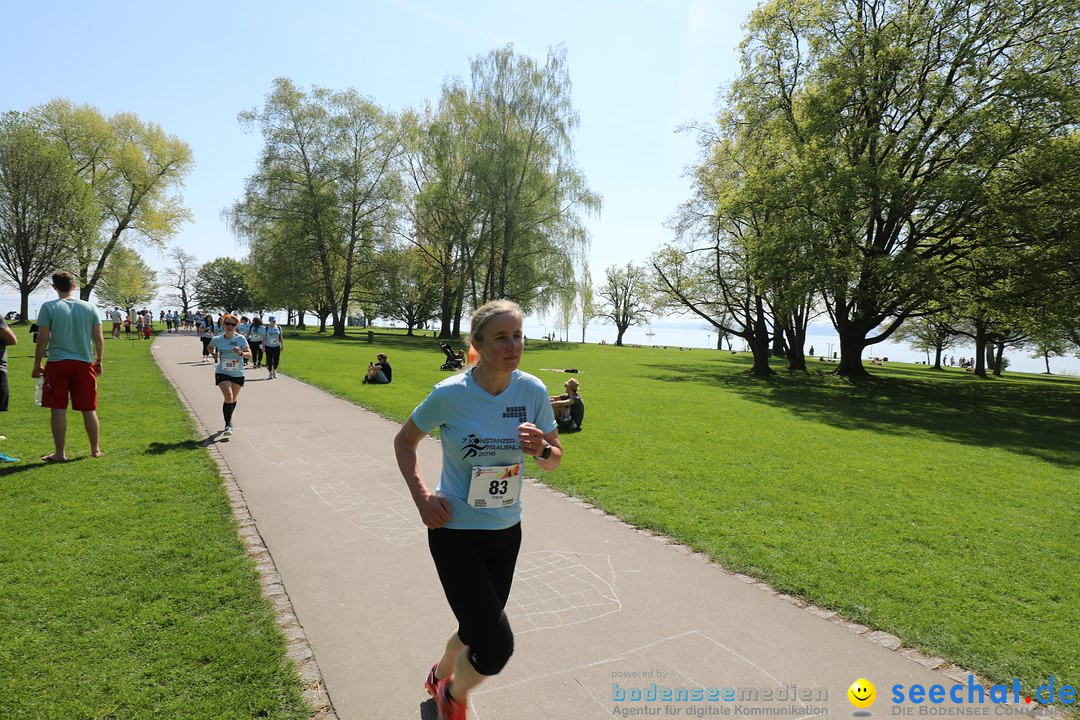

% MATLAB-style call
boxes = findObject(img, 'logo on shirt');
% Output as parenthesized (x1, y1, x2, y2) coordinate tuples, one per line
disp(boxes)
(461, 434, 518, 460)
(502, 405, 526, 422)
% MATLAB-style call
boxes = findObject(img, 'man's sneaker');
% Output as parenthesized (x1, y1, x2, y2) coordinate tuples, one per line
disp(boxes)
(425, 664, 450, 698)
(223, 425, 233, 437)
(0, 452, 19, 463)
(435, 678, 467, 720)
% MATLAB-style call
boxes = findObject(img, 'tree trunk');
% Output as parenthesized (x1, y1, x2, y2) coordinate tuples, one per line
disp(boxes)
(1044, 351, 1051, 374)
(438, 282, 454, 338)
(835, 329, 869, 378)
(18, 287, 29, 323)
(615, 323, 628, 346)
(782, 322, 807, 371)
(992, 343, 1005, 377)
(747, 331, 774, 375)
(451, 282, 464, 340)
(932, 344, 943, 370)
(972, 326, 989, 379)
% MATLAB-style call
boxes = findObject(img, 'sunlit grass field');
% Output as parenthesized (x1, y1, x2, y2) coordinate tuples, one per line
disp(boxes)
(281, 325, 1079, 700)
(0, 330, 309, 720)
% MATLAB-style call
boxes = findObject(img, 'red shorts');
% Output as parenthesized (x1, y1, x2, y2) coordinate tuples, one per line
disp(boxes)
(42, 360, 98, 411)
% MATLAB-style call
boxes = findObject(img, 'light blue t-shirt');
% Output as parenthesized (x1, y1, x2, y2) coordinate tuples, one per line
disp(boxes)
(264, 326, 283, 347)
(210, 334, 249, 377)
(247, 326, 266, 343)
(36, 297, 101, 363)
(411, 368, 557, 530)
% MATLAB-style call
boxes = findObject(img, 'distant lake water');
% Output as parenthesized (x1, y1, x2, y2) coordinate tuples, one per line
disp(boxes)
(523, 318, 1080, 377)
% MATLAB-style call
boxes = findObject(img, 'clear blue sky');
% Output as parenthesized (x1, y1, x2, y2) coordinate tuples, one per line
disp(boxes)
(3, 0, 759, 284)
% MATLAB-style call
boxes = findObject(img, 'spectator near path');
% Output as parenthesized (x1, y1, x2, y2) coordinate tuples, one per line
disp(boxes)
(0, 316, 17, 462)
(31, 271, 105, 463)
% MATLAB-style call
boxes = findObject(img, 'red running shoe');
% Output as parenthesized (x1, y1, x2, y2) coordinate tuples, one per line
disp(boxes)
(435, 677, 467, 720)
(425, 663, 444, 698)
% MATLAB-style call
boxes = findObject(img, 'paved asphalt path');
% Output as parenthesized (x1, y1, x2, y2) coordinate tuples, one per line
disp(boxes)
(150, 331, 1004, 720)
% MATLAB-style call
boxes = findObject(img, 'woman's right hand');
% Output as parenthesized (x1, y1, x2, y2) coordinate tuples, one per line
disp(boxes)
(416, 492, 452, 529)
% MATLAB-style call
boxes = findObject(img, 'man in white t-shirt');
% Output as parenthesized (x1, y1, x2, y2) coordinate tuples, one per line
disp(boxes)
(110, 307, 123, 339)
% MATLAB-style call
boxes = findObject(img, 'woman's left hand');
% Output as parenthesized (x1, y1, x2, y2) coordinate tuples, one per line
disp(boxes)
(517, 422, 546, 456)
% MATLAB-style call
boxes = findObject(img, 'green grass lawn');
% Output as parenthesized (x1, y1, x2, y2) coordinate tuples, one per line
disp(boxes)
(281, 326, 1079, 700)
(0, 328, 309, 720)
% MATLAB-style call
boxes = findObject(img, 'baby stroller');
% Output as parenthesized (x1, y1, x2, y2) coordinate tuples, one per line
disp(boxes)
(439, 343, 465, 371)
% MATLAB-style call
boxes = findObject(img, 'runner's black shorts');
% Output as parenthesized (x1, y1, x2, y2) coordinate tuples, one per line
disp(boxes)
(428, 523, 521, 675)
(215, 373, 245, 387)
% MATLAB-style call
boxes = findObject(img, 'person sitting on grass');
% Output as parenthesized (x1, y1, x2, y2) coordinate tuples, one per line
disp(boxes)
(550, 377, 584, 432)
(363, 353, 392, 385)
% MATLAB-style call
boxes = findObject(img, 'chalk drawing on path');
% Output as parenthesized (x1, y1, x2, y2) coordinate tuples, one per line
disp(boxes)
(508, 550, 621, 633)
(473, 629, 788, 720)
(310, 471, 427, 548)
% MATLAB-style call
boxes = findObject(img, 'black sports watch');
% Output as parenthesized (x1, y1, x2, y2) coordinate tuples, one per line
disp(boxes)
(539, 442, 553, 460)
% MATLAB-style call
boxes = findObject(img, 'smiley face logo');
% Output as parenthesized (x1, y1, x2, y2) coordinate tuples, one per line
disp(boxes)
(848, 678, 876, 708)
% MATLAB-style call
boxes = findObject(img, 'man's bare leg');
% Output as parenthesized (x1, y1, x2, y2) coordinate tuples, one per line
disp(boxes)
(83, 410, 101, 457)
(46, 408, 67, 461)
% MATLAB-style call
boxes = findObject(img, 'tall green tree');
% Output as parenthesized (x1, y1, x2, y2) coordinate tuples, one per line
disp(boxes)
(376, 243, 441, 335)
(465, 45, 599, 309)
(161, 247, 198, 315)
(656, 133, 787, 376)
(194, 257, 261, 313)
(0, 111, 97, 320)
(895, 315, 957, 370)
(401, 88, 481, 339)
(598, 262, 650, 347)
(95, 246, 158, 311)
(733, 0, 1080, 377)
(232, 78, 404, 337)
(34, 99, 193, 301)
(578, 262, 595, 343)
(554, 271, 576, 342)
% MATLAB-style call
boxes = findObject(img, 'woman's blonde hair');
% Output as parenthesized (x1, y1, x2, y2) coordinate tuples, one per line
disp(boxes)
(469, 300, 523, 348)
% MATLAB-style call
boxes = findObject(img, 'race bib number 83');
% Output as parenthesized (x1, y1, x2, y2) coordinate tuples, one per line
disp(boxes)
(467, 464, 523, 508)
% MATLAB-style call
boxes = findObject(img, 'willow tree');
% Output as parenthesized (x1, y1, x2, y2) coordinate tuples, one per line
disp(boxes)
(401, 87, 481, 338)
(465, 45, 599, 312)
(734, 0, 1080, 377)
(34, 100, 192, 301)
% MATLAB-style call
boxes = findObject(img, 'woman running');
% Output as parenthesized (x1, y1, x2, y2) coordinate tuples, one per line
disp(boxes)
(210, 313, 250, 436)
(200, 314, 214, 363)
(247, 317, 265, 369)
(393, 299, 562, 720)
(263, 316, 283, 379)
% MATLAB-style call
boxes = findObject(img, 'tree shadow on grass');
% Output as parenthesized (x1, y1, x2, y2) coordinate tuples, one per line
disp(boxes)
(643, 361, 1080, 468)
(146, 439, 210, 455)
